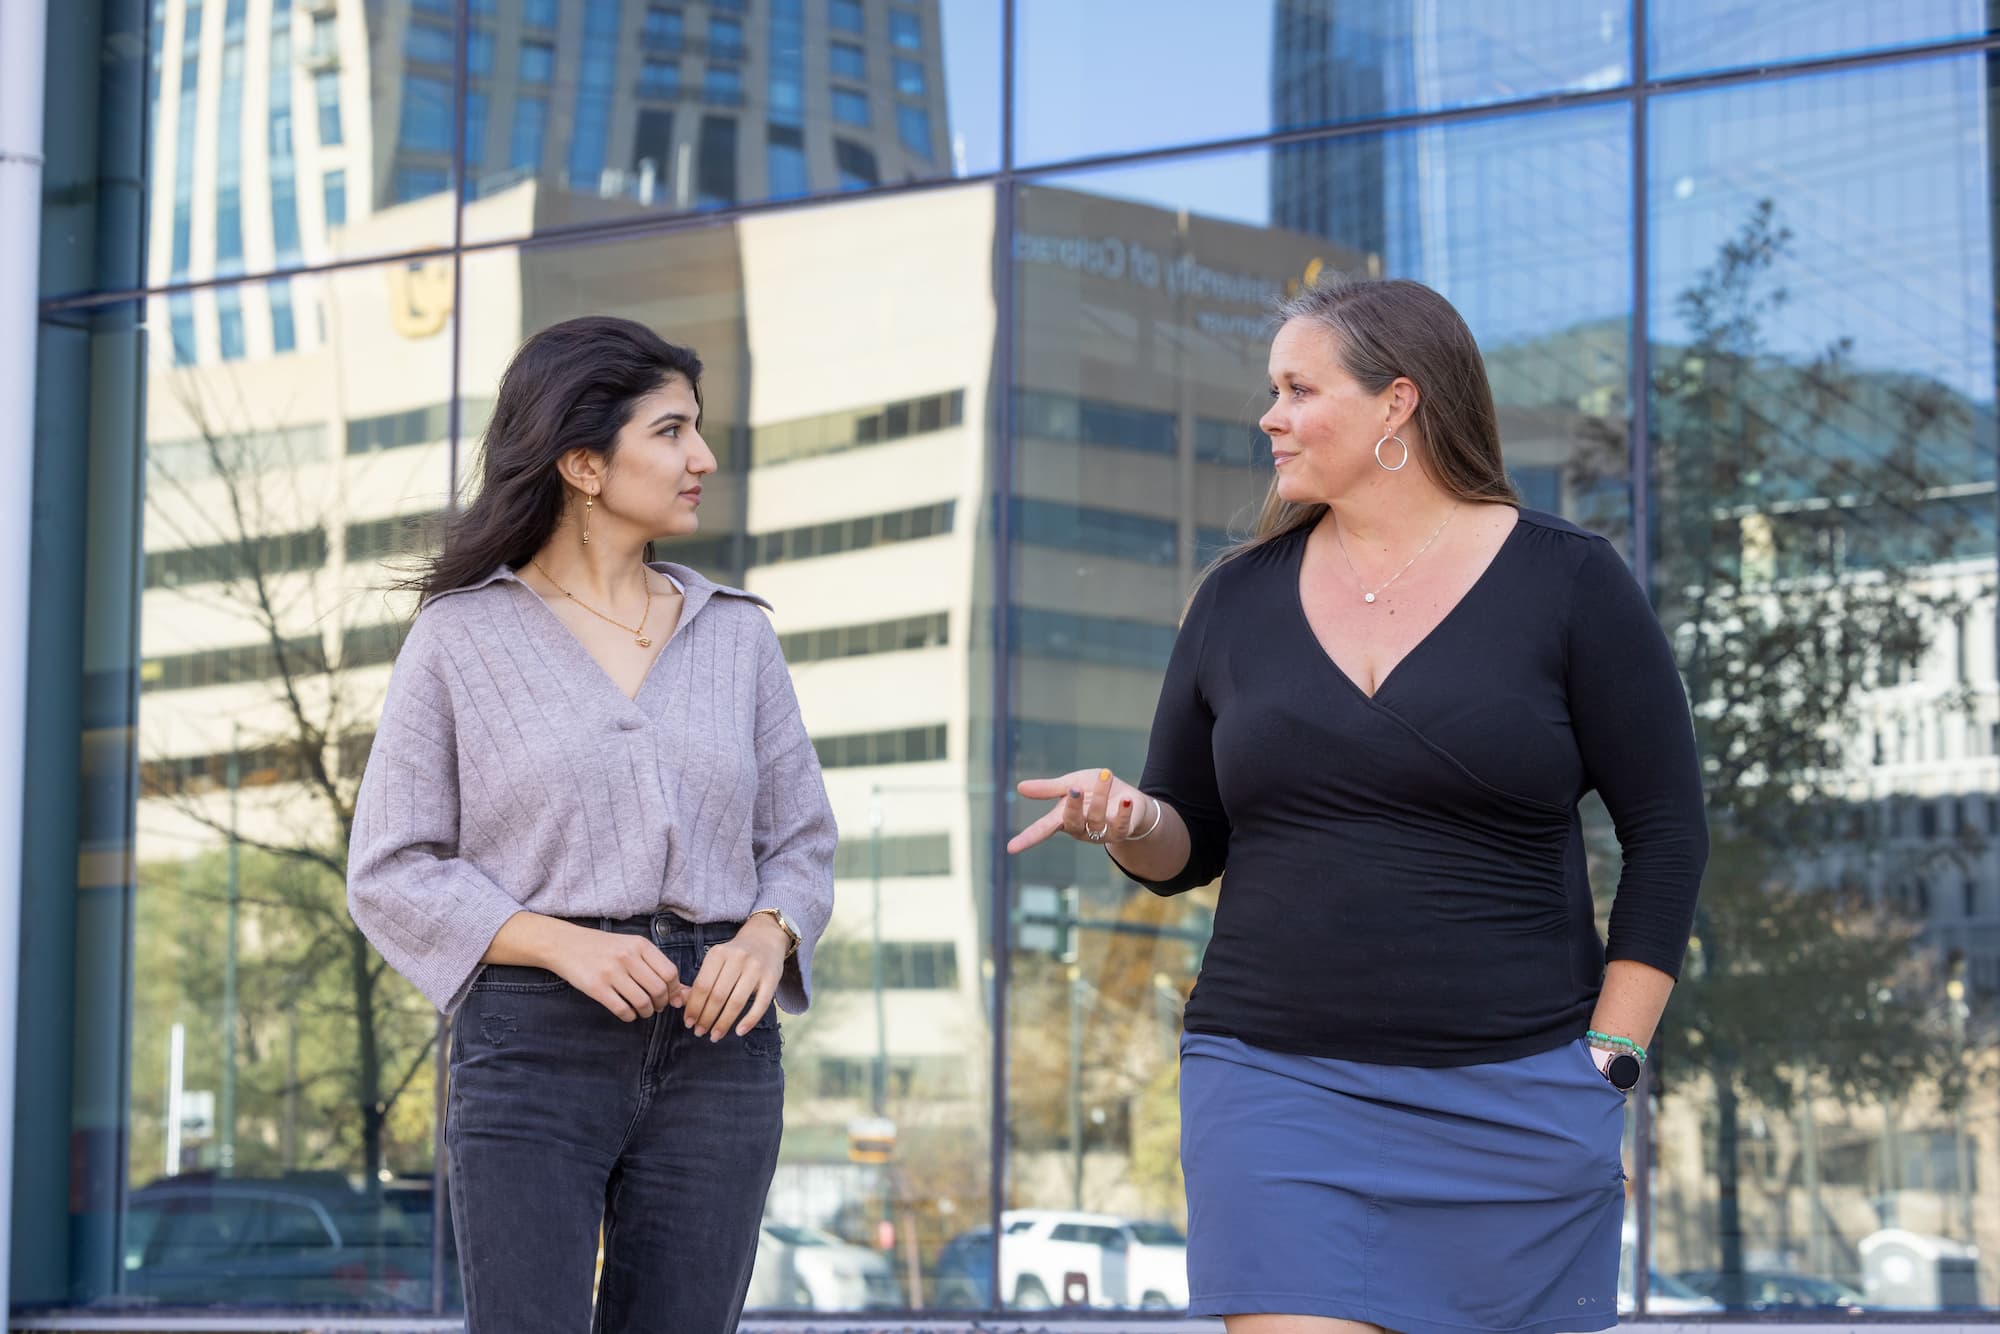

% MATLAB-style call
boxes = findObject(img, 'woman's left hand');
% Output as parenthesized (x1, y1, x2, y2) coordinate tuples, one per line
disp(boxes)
(682, 916, 791, 1040)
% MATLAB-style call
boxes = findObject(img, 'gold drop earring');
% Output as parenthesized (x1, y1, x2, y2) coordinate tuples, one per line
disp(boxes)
(581, 489, 595, 546)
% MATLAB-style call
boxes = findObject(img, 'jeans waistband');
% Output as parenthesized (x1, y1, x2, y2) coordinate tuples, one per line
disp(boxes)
(556, 911, 744, 947)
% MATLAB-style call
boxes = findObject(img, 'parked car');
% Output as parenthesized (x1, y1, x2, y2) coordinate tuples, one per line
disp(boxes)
(1613, 1228, 1720, 1314)
(1676, 1269, 1867, 1312)
(123, 1173, 432, 1308)
(745, 1222, 900, 1311)
(1620, 1266, 1725, 1315)
(931, 1225, 995, 1307)
(1123, 1221, 1192, 1308)
(994, 1209, 1188, 1309)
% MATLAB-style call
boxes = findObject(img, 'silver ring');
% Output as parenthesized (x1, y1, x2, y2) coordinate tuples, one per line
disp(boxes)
(1084, 819, 1109, 842)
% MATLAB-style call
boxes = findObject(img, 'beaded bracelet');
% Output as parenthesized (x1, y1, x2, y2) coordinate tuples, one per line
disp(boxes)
(1586, 1030, 1648, 1063)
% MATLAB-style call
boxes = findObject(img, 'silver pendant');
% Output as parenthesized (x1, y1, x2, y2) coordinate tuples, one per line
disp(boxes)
(1364, 592, 1377, 604)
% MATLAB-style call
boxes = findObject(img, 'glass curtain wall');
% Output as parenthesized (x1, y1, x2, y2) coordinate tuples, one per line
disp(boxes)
(22, 0, 2000, 1319)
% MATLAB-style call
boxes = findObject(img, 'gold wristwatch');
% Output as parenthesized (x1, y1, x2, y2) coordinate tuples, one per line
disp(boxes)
(750, 907, 801, 958)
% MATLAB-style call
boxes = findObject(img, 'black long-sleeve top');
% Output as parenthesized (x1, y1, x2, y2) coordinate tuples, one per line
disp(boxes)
(1121, 509, 1707, 1067)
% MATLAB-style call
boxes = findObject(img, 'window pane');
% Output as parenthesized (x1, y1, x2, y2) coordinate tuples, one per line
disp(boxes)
(404, 19, 452, 67)
(697, 114, 739, 205)
(640, 60, 680, 100)
(462, 0, 998, 244)
(467, 90, 489, 171)
(710, 15, 744, 59)
(399, 75, 452, 156)
(705, 65, 745, 108)
(1008, 105, 1632, 1309)
(313, 70, 341, 146)
(266, 279, 295, 353)
(897, 104, 932, 159)
(769, 0, 804, 124)
(643, 7, 683, 49)
(1651, 1, 1993, 78)
(116, 263, 457, 1307)
(768, 129, 809, 199)
(457, 185, 998, 1313)
(1645, 56, 2000, 1312)
(469, 27, 494, 76)
(509, 96, 547, 174)
(1014, 0, 1631, 167)
(833, 88, 870, 127)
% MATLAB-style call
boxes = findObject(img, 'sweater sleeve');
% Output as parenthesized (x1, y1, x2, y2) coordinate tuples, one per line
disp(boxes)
(748, 618, 838, 1014)
(1115, 572, 1232, 896)
(1568, 538, 1709, 977)
(347, 612, 529, 1015)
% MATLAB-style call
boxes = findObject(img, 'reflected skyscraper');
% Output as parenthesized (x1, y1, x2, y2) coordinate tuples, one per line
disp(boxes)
(1267, 0, 1421, 273)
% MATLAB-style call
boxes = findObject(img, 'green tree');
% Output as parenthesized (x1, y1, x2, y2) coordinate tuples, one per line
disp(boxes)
(138, 383, 440, 1189)
(1575, 200, 1979, 1303)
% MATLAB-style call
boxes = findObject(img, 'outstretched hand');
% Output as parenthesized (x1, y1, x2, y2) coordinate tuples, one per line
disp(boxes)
(1007, 767, 1152, 853)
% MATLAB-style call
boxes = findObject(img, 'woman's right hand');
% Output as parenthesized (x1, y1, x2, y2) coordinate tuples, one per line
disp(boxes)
(1007, 767, 1152, 854)
(545, 924, 689, 1022)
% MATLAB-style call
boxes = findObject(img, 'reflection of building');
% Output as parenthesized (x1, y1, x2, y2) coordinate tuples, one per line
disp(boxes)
(1268, 0, 1420, 271)
(28, 0, 2000, 1319)
(145, 0, 950, 365)
(1267, 4, 1632, 343)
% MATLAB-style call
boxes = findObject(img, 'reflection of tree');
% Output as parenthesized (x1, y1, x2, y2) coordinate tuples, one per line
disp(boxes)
(1007, 887, 1205, 1217)
(1572, 201, 1978, 1301)
(137, 376, 438, 1188)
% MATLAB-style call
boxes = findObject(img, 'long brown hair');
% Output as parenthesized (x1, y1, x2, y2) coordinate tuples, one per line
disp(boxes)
(1205, 276, 1518, 581)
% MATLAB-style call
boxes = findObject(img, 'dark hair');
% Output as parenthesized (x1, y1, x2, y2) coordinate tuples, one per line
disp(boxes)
(1207, 276, 1518, 580)
(414, 316, 704, 601)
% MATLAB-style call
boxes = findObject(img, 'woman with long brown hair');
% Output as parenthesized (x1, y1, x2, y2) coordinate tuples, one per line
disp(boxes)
(1010, 277, 1705, 1334)
(348, 315, 835, 1331)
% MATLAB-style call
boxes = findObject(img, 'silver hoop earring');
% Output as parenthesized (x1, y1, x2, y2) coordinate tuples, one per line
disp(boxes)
(1374, 434, 1410, 472)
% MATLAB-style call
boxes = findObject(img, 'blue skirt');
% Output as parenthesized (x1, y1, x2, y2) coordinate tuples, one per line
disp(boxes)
(1180, 1032, 1627, 1334)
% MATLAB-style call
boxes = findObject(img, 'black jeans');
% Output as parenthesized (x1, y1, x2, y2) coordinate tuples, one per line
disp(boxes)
(447, 912, 784, 1332)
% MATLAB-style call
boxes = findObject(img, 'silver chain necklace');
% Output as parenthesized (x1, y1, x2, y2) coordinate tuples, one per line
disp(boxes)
(1333, 504, 1459, 605)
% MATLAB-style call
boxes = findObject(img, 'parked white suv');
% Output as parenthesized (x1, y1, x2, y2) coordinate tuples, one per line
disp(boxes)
(999, 1209, 1189, 1309)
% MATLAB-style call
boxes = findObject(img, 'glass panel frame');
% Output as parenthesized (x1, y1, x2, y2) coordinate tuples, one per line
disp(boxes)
(1013, 0, 1633, 169)
(1649, 1, 1995, 80)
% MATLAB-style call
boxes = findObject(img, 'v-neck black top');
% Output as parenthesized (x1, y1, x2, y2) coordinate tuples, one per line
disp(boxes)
(1122, 508, 1707, 1066)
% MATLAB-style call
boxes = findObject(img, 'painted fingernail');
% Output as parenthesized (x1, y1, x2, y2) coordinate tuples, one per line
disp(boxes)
(1120, 798, 1133, 808)
(1098, 769, 1111, 782)
(1068, 787, 1082, 799)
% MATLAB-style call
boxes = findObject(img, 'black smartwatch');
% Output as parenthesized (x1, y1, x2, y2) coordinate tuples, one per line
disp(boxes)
(1599, 1049, 1642, 1092)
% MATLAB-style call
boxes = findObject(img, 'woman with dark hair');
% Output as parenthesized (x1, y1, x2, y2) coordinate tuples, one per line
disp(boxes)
(348, 315, 836, 1331)
(1010, 277, 1706, 1334)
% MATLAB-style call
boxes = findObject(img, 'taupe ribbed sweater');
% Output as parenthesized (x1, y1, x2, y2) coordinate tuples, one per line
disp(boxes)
(346, 562, 838, 1016)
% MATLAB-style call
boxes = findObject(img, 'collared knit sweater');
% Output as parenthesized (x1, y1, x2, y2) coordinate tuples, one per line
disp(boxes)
(347, 561, 837, 1016)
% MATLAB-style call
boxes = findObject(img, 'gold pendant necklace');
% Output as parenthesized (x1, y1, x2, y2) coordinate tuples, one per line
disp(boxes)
(530, 559, 654, 647)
